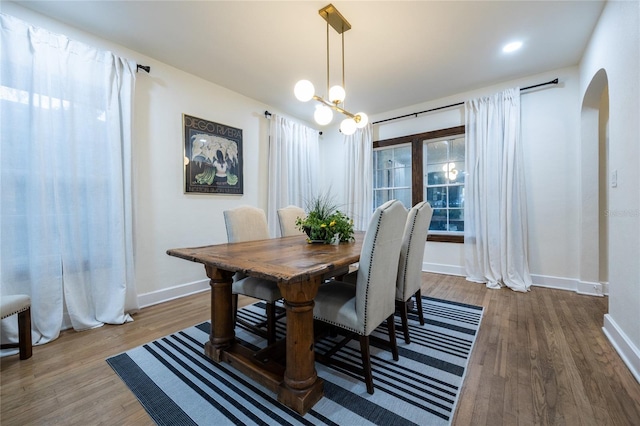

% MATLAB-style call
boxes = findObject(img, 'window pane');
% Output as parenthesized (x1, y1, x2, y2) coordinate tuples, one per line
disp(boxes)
(425, 140, 448, 164)
(448, 185, 464, 207)
(449, 161, 465, 184)
(426, 164, 447, 185)
(394, 188, 412, 209)
(395, 146, 411, 166)
(375, 169, 390, 188)
(385, 167, 394, 187)
(430, 209, 448, 231)
(449, 209, 464, 232)
(394, 166, 411, 187)
(374, 189, 392, 207)
(425, 186, 447, 209)
(374, 149, 393, 170)
(450, 137, 465, 162)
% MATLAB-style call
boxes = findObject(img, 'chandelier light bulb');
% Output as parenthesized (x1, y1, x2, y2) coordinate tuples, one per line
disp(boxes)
(354, 112, 368, 128)
(294, 80, 315, 102)
(340, 117, 357, 135)
(329, 85, 346, 104)
(314, 104, 334, 125)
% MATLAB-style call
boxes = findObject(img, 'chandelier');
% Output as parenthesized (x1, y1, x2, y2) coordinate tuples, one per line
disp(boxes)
(294, 4, 368, 135)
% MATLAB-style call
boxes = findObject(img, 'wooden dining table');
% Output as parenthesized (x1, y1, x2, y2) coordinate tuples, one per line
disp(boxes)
(166, 231, 364, 415)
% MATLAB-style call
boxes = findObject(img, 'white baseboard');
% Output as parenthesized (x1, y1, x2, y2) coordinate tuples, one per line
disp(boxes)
(576, 280, 606, 296)
(603, 314, 640, 384)
(530, 274, 606, 297)
(137, 279, 210, 309)
(422, 265, 607, 297)
(423, 262, 465, 277)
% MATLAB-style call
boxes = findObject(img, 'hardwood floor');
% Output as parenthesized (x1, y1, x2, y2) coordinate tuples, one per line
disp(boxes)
(1, 274, 639, 425)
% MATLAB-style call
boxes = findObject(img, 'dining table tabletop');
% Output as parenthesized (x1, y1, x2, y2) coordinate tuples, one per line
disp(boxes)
(166, 231, 365, 415)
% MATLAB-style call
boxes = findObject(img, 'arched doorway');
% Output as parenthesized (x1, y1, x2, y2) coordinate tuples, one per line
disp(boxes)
(580, 68, 609, 296)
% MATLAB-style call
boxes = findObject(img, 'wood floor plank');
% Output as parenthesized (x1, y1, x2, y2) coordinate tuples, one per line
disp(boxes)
(526, 290, 551, 425)
(2, 275, 640, 426)
(515, 291, 535, 426)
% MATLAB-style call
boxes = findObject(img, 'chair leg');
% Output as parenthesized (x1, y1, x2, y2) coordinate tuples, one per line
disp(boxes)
(265, 302, 276, 344)
(359, 335, 374, 394)
(18, 308, 32, 360)
(386, 314, 399, 361)
(415, 289, 425, 325)
(397, 300, 411, 344)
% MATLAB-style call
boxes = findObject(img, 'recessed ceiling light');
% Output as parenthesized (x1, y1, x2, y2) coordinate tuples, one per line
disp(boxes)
(503, 41, 523, 53)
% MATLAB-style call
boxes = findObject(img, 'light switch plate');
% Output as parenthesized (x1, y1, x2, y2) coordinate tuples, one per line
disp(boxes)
(611, 170, 617, 188)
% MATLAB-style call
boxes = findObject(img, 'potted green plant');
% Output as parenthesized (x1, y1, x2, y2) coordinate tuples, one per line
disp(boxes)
(295, 192, 355, 244)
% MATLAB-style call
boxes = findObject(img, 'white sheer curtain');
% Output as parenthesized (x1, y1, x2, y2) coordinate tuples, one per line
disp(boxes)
(1, 14, 138, 350)
(464, 88, 532, 292)
(343, 124, 374, 231)
(267, 114, 319, 236)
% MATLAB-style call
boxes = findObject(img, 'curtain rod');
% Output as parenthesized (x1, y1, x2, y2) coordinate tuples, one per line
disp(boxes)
(136, 64, 150, 73)
(263, 110, 324, 135)
(372, 78, 559, 125)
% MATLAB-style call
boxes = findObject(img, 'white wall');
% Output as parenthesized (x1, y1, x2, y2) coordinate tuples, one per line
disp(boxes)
(132, 60, 273, 305)
(317, 122, 347, 202)
(580, 0, 640, 382)
(362, 68, 583, 288)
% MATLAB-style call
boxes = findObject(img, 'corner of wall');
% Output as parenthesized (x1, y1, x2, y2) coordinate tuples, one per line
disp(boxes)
(603, 314, 640, 385)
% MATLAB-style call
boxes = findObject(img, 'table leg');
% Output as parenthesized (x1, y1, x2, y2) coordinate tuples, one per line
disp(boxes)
(204, 266, 235, 362)
(277, 276, 324, 414)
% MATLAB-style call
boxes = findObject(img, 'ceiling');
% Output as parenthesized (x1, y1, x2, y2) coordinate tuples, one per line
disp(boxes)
(11, 0, 605, 123)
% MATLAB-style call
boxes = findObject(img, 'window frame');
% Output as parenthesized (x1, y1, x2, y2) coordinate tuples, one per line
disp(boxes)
(373, 125, 465, 243)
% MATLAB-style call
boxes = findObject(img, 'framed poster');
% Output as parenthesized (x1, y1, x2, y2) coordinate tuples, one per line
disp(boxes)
(183, 114, 243, 194)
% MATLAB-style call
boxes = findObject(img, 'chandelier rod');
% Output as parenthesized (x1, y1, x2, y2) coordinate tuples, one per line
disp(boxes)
(341, 31, 345, 96)
(326, 21, 330, 96)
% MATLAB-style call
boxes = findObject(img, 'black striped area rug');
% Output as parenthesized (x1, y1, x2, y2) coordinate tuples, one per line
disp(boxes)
(107, 297, 483, 426)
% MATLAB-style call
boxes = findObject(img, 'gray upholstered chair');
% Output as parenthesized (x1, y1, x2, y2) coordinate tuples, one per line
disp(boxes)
(276, 205, 306, 237)
(313, 199, 407, 394)
(341, 201, 434, 343)
(396, 201, 433, 343)
(0, 294, 33, 360)
(223, 205, 282, 344)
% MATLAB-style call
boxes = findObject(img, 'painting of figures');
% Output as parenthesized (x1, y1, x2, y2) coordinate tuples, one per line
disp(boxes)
(183, 114, 243, 194)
